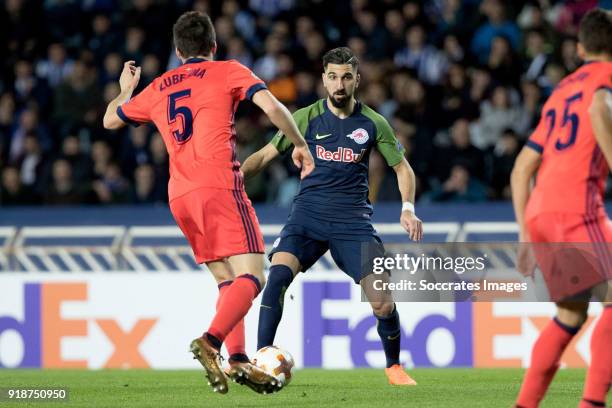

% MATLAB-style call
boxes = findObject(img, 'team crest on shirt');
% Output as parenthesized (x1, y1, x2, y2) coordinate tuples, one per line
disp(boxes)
(347, 128, 369, 145)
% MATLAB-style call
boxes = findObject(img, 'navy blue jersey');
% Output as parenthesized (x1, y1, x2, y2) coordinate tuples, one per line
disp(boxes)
(271, 99, 404, 223)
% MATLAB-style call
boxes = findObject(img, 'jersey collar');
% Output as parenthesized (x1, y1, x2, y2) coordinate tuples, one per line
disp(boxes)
(184, 57, 207, 64)
(323, 98, 361, 118)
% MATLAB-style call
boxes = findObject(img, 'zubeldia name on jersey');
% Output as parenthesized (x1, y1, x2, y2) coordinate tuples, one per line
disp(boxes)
(315, 145, 366, 163)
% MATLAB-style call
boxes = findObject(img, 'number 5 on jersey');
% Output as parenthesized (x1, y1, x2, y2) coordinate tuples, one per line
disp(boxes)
(168, 89, 193, 143)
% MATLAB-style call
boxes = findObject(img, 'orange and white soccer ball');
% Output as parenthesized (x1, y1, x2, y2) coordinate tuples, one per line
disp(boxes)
(252, 346, 295, 386)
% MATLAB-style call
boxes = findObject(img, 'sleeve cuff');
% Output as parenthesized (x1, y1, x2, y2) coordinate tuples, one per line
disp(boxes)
(525, 139, 543, 154)
(246, 83, 267, 101)
(117, 105, 141, 127)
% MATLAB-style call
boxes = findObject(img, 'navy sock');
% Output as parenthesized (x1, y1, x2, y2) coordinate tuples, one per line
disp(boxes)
(257, 264, 294, 350)
(375, 304, 401, 368)
(205, 332, 222, 350)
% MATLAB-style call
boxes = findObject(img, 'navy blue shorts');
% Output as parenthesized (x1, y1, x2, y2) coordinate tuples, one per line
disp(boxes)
(268, 216, 386, 284)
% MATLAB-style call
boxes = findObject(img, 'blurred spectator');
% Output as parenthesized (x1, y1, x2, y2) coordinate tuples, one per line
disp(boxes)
(428, 0, 465, 39)
(132, 164, 165, 204)
(100, 53, 122, 85)
(423, 163, 487, 203)
(253, 35, 284, 81)
(0, 93, 16, 153)
(222, 0, 257, 46)
(1, 165, 38, 205)
(92, 162, 130, 204)
(539, 62, 566, 96)
(44, 159, 93, 205)
(17, 132, 47, 192)
(488, 128, 521, 199)
(60, 134, 92, 184)
(140, 54, 161, 86)
(434, 118, 485, 182)
(394, 25, 447, 85)
(13, 59, 51, 113)
(471, 85, 526, 149)
(350, 9, 389, 60)
(91, 140, 112, 180)
(439, 63, 473, 127)
(226, 37, 254, 67)
(471, 0, 521, 63)
(35, 43, 74, 88)
(268, 54, 297, 104)
(149, 133, 169, 199)
(52, 60, 102, 134)
(294, 71, 318, 107)
(368, 150, 401, 203)
(88, 14, 120, 64)
(9, 109, 50, 162)
(523, 29, 551, 82)
(486, 35, 520, 86)
(125, 126, 151, 169)
(122, 27, 146, 62)
(558, 36, 581, 73)
(384, 9, 406, 57)
(442, 34, 465, 63)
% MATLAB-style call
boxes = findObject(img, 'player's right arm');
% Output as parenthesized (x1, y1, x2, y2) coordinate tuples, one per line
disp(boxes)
(510, 102, 548, 242)
(103, 61, 142, 130)
(510, 146, 541, 278)
(590, 88, 612, 171)
(510, 147, 542, 240)
(252, 90, 314, 179)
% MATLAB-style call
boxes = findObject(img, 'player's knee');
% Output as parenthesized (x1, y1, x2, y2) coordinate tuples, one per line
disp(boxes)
(371, 301, 394, 318)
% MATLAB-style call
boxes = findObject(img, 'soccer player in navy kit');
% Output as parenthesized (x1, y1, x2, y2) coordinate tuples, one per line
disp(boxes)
(241, 47, 423, 385)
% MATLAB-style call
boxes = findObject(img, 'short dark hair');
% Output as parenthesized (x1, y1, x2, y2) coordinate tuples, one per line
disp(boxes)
(322, 47, 359, 71)
(173, 11, 216, 58)
(578, 8, 612, 56)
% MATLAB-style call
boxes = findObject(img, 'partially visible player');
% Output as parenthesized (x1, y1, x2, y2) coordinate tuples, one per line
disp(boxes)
(511, 9, 612, 408)
(242, 47, 423, 386)
(102, 11, 314, 394)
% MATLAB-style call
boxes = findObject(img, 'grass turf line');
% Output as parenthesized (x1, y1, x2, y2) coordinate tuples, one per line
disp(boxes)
(0, 368, 607, 407)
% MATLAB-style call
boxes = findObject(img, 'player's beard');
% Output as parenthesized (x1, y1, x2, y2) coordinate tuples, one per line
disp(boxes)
(329, 91, 351, 108)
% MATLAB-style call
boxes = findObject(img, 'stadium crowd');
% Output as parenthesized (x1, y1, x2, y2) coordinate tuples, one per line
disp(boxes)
(0, 0, 610, 206)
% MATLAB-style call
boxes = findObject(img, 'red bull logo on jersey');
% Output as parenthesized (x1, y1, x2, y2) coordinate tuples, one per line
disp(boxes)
(316, 145, 366, 163)
(346, 128, 369, 145)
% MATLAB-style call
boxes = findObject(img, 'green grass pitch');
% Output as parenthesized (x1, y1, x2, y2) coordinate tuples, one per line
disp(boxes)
(0, 368, 607, 407)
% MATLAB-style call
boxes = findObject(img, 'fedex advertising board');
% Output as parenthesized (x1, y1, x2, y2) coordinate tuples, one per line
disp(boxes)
(0, 273, 601, 369)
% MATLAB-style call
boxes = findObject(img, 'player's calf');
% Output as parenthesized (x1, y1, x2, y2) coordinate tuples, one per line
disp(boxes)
(258, 264, 295, 349)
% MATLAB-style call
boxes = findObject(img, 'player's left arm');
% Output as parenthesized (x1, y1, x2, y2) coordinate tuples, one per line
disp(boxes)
(589, 88, 612, 171)
(241, 143, 281, 180)
(392, 158, 423, 241)
(374, 116, 422, 241)
(103, 61, 142, 130)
